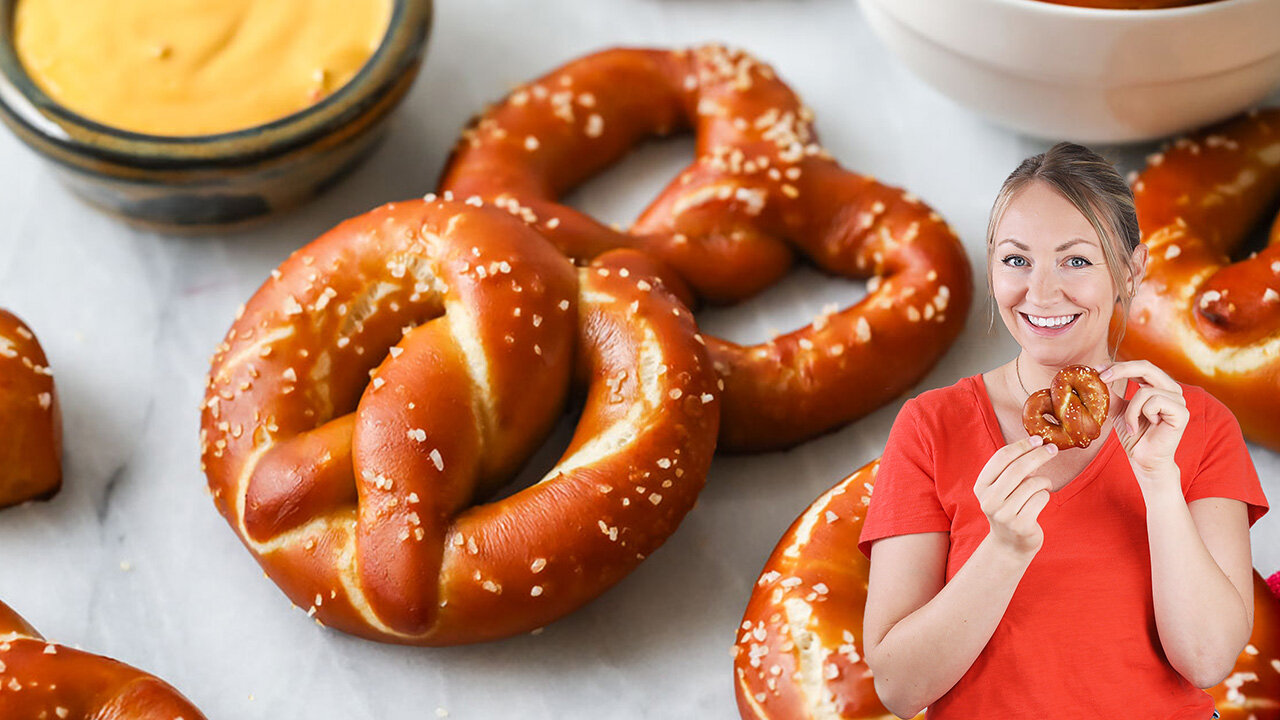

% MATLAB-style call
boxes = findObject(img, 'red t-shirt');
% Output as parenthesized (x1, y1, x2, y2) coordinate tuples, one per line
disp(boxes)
(858, 374, 1269, 718)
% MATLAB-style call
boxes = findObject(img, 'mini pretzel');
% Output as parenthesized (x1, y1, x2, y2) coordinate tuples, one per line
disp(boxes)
(0, 600, 207, 719)
(1123, 108, 1280, 451)
(440, 45, 971, 452)
(0, 309, 60, 509)
(200, 199, 719, 644)
(733, 459, 1280, 720)
(1021, 364, 1110, 450)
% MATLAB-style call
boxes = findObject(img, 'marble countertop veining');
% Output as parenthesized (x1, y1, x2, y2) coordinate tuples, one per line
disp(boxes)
(1, 1, 1277, 718)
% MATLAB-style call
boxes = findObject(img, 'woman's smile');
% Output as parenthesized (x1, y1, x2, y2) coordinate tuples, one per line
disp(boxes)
(1020, 311, 1082, 335)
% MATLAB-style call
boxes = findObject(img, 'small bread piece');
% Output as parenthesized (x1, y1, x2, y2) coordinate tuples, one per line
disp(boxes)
(1022, 364, 1109, 450)
(0, 309, 61, 508)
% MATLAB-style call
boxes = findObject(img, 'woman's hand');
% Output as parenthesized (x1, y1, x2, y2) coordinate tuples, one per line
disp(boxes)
(974, 435, 1057, 558)
(1098, 360, 1188, 487)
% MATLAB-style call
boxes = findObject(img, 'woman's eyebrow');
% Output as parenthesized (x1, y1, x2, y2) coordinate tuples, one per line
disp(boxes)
(996, 238, 1093, 251)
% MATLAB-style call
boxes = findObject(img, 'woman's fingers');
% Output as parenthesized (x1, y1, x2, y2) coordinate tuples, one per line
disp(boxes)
(1098, 359, 1181, 395)
(974, 435, 1043, 492)
(1015, 482, 1053, 521)
(980, 442, 1057, 514)
(993, 474, 1052, 524)
(1121, 386, 1186, 433)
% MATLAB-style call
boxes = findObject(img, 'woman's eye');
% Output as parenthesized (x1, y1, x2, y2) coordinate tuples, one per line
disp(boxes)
(1002, 255, 1027, 267)
(1067, 256, 1092, 268)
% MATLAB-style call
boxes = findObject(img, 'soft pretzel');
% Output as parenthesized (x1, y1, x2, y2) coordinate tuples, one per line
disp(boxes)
(1021, 364, 1110, 450)
(200, 198, 720, 644)
(0, 600, 206, 719)
(439, 45, 971, 452)
(734, 459, 1280, 719)
(1122, 108, 1280, 451)
(0, 309, 61, 509)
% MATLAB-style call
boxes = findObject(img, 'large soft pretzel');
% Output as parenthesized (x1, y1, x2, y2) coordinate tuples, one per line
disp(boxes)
(0, 309, 60, 509)
(439, 45, 971, 452)
(1122, 108, 1280, 451)
(1021, 364, 1110, 450)
(200, 198, 720, 644)
(0, 600, 206, 719)
(734, 459, 1280, 719)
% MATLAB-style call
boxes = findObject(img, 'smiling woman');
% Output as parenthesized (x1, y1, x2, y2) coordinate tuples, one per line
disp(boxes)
(857, 143, 1270, 718)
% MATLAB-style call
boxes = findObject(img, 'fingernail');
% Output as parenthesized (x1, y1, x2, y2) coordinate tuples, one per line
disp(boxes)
(1030, 435, 1043, 446)
(1046, 444, 1058, 455)
(1127, 422, 1136, 434)
(1099, 369, 1112, 380)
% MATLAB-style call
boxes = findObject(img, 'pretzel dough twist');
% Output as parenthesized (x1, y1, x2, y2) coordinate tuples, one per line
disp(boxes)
(200, 199, 720, 644)
(0, 309, 60, 509)
(0, 601, 206, 719)
(440, 45, 972, 452)
(1021, 364, 1110, 450)
(734, 459, 1280, 719)
(1122, 107, 1280, 451)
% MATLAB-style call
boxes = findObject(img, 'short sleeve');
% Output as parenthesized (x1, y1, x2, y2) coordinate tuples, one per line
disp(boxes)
(858, 399, 952, 558)
(1185, 390, 1269, 527)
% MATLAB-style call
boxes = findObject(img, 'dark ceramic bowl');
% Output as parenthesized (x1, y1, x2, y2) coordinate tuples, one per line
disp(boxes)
(0, 0, 432, 231)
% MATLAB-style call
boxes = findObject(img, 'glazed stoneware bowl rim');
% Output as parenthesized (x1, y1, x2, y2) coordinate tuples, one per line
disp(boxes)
(866, 0, 1280, 86)
(0, 0, 431, 170)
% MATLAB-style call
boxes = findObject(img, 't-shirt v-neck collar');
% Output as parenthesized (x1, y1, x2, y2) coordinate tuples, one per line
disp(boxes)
(969, 373, 1131, 506)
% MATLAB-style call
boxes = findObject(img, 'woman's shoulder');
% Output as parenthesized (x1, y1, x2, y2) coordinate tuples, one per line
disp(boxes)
(900, 374, 986, 428)
(1172, 381, 1240, 431)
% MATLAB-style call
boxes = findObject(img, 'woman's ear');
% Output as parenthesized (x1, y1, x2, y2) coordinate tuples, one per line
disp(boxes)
(1128, 243, 1149, 295)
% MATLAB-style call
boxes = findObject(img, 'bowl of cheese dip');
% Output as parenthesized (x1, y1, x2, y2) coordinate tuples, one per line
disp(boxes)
(0, 0, 432, 230)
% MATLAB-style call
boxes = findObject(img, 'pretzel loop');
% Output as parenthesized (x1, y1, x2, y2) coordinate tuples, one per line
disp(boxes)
(1122, 108, 1280, 451)
(0, 601, 207, 719)
(440, 45, 971, 452)
(201, 200, 720, 644)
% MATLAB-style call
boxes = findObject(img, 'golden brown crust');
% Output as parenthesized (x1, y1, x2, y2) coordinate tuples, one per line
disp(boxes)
(1021, 364, 1109, 450)
(439, 45, 971, 452)
(200, 199, 720, 644)
(733, 460, 913, 719)
(1122, 108, 1280, 451)
(0, 309, 61, 509)
(0, 601, 207, 719)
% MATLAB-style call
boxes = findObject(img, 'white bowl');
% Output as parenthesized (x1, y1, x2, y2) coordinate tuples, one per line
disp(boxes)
(859, 0, 1280, 143)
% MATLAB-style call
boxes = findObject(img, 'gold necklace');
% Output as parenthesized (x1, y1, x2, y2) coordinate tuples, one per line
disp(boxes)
(1014, 354, 1033, 399)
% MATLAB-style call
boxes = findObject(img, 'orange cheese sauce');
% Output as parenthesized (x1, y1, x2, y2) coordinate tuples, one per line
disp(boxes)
(14, 0, 391, 137)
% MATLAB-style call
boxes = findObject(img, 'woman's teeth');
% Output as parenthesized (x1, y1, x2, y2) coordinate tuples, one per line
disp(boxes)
(1025, 313, 1079, 329)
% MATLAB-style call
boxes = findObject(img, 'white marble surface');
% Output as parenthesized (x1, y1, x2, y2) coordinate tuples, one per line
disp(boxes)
(1, 1, 1277, 718)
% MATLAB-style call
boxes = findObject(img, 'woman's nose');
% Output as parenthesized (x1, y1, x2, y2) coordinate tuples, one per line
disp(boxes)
(1025, 265, 1060, 304)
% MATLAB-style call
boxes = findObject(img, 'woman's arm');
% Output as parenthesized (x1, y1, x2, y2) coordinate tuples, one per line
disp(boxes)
(863, 532, 1036, 717)
(1145, 487, 1254, 688)
(863, 435, 1056, 717)
(1100, 360, 1256, 687)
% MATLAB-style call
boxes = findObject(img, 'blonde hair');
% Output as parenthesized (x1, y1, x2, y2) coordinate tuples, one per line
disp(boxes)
(985, 142, 1142, 357)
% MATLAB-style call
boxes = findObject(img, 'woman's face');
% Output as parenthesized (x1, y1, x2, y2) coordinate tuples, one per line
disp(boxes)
(991, 181, 1131, 369)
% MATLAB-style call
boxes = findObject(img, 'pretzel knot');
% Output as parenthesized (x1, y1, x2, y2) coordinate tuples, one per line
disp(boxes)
(1021, 365, 1109, 450)
(733, 459, 1280, 719)
(0, 309, 61, 509)
(1122, 107, 1280, 451)
(440, 44, 972, 452)
(200, 199, 720, 644)
(0, 601, 207, 719)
